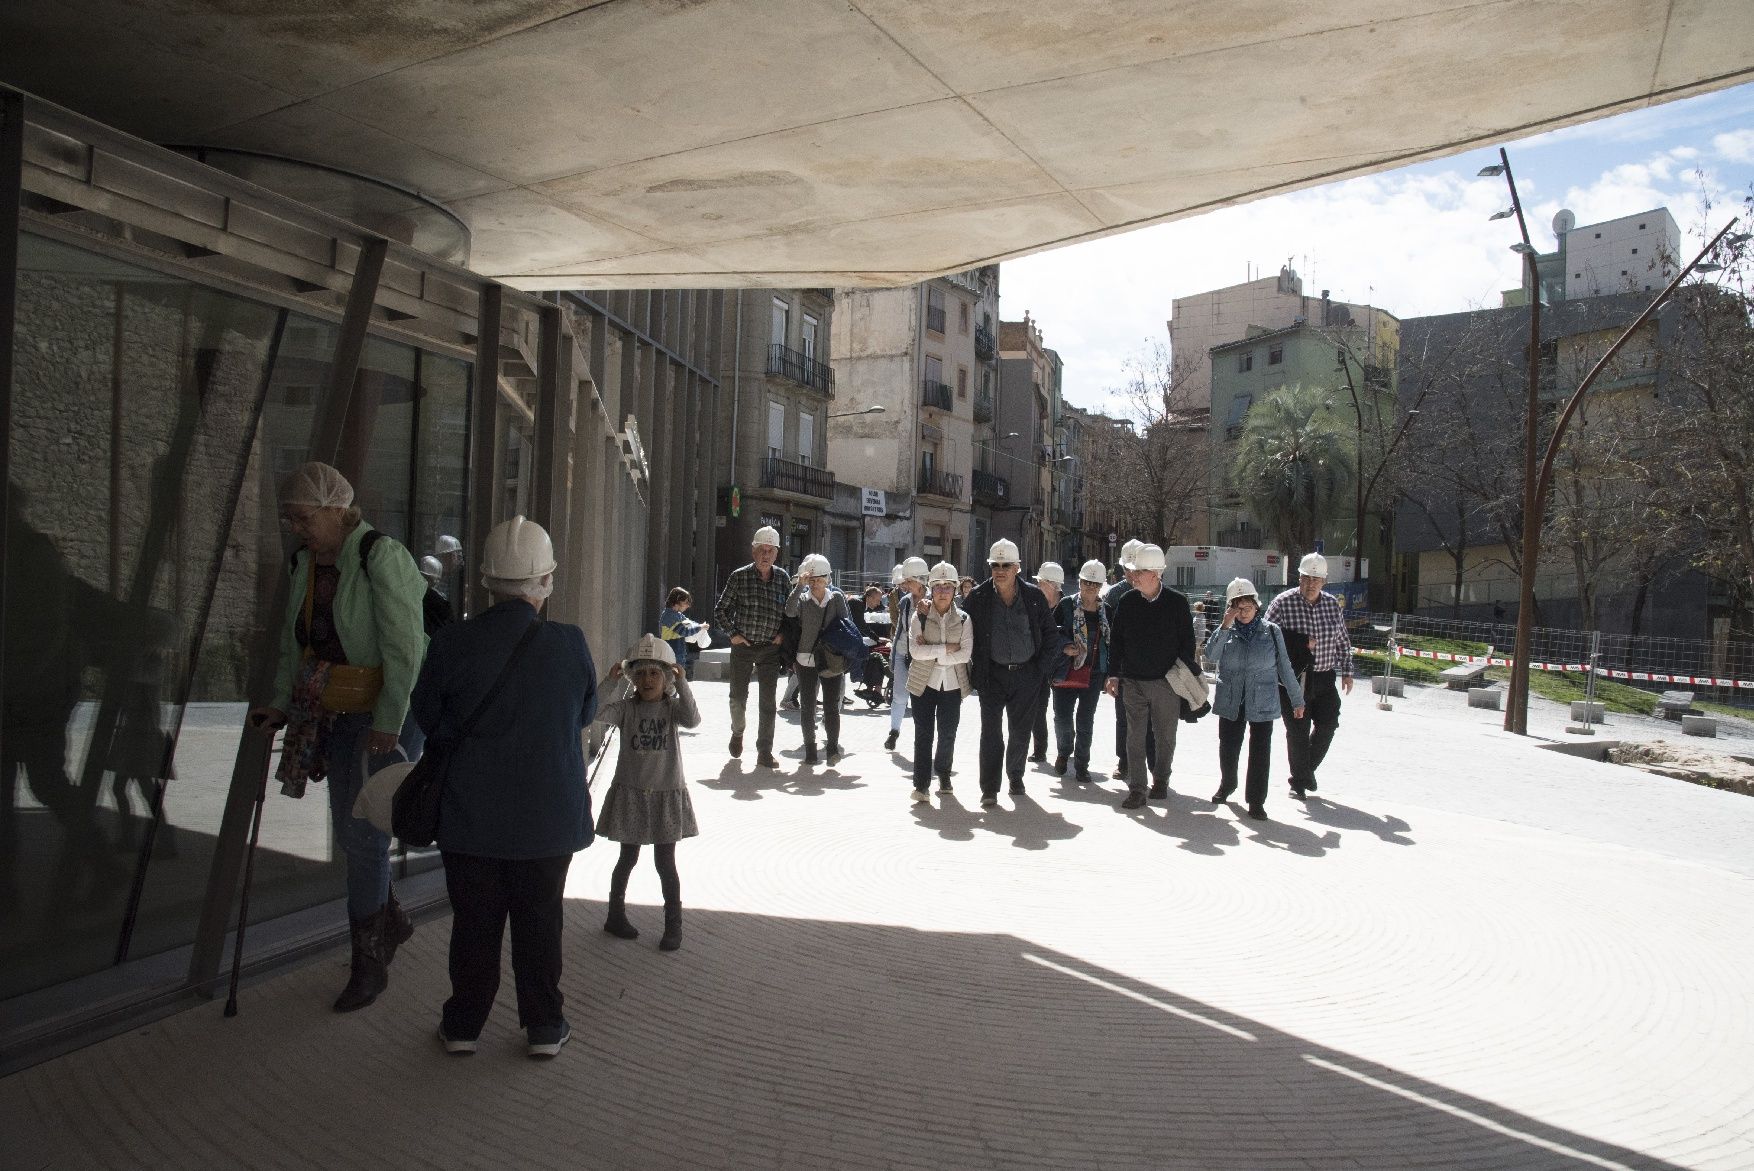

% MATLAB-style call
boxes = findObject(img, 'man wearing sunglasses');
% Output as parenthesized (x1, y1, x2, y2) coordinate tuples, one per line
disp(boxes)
(963, 539, 1063, 808)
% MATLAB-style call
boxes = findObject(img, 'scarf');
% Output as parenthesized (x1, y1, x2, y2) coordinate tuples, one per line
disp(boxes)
(1233, 614, 1262, 643)
(1072, 603, 1109, 670)
(277, 657, 338, 798)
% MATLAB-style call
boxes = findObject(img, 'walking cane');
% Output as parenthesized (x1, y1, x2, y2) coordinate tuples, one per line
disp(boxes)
(224, 732, 276, 1018)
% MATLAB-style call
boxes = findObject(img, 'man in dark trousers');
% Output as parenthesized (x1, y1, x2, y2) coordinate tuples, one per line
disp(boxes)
(1105, 543, 1196, 810)
(1105, 539, 1154, 781)
(714, 524, 792, 770)
(964, 538, 1061, 809)
(1264, 552, 1354, 798)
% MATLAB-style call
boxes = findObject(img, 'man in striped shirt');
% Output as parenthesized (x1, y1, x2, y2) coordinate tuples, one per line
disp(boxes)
(715, 525, 792, 769)
(1263, 552, 1354, 798)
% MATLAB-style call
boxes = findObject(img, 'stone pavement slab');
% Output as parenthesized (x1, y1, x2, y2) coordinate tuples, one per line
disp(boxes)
(4, 679, 1753, 1169)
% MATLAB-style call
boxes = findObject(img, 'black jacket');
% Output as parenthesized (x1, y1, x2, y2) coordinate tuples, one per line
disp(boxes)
(963, 578, 1062, 692)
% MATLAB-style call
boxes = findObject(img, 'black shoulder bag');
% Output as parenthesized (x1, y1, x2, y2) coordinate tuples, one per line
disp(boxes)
(392, 617, 543, 847)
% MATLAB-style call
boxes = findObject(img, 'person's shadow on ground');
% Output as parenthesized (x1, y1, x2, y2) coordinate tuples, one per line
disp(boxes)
(1230, 803, 1343, 856)
(911, 791, 977, 842)
(975, 792, 1083, 851)
(784, 759, 867, 796)
(1049, 778, 1238, 856)
(1295, 796, 1414, 845)
(696, 760, 793, 801)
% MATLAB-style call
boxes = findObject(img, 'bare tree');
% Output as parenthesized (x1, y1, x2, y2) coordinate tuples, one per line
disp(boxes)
(1081, 341, 1208, 547)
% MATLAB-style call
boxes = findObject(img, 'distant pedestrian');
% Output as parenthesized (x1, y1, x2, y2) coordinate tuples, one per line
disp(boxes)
(886, 557, 929, 750)
(1028, 561, 1065, 762)
(594, 634, 699, 954)
(1105, 543, 1195, 809)
(964, 539, 1060, 807)
(904, 562, 972, 801)
(658, 587, 710, 681)
(1205, 578, 1305, 821)
(1105, 539, 1155, 781)
(714, 526, 791, 769)
(1264, 553, 1354, 798)
(785, 554, 850, 766)
(1050, 560, 1110, 782)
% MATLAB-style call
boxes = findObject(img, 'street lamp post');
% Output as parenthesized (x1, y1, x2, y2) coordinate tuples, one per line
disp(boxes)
(1483, 149, 1741, 734)
(828, 404, 886, 419)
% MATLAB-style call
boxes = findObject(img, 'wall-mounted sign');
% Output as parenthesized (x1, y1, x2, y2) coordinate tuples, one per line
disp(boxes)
(861, 488, 886, 517)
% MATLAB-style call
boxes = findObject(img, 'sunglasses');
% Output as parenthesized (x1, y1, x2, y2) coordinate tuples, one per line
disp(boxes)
(989, 561, 1018, 570)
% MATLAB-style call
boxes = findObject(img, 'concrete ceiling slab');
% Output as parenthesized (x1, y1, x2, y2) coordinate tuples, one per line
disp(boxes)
(3, 0, 1750, 287)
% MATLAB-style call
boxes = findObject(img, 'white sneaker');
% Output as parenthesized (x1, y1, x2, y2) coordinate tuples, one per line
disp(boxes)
(911, 788, 930, 803)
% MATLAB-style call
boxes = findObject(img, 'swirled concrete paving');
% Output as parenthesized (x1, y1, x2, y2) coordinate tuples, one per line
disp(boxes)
(5, 680, 1753, 1169)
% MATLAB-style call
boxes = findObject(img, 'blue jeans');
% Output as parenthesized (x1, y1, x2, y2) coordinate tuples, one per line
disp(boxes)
(1051, 676, 1105, 772)
(890, 645, 910, 732)
(326, 709, 425, 919)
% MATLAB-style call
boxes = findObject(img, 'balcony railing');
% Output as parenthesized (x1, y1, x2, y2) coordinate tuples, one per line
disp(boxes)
(973, 388, 994, 423)
(917, 466, 964, 500)
(974, 324, 995, 361)
(972, 468, 1009, 505)
(762, 455, 835, 500)
(766, 343, 835, 392)
(926, 304, 947, 333)
(920, 379, 953, 411)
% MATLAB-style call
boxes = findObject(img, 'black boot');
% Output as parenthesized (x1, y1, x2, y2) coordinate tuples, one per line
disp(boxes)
(382, 885, 415, 966)
(604, 884, 639, 940)
(333, 912, 389, 1013)
(658, 903, 682, 952)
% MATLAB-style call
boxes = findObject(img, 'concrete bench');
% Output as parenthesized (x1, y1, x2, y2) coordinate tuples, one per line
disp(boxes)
(1440, 661, 1490, 690)
(1569, 701, 1606, 722)
(1371, 676, 1405, 697)
(1681, 714, 1718, 737)
(695, 647, 731, 683)
(1468, 687, 1501, 710)
(1657, 690, 1696, 720)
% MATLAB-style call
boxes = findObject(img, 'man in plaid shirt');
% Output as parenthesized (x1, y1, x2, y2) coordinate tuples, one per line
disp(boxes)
(1263, 552, 1353, 798)
(715, 525, 792, 769)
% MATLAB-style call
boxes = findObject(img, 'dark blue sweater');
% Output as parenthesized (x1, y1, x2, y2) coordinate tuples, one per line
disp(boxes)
(411, 600, 598, 859)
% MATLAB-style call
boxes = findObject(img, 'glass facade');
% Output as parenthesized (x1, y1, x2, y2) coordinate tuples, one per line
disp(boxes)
(1, 232, 471, 1002)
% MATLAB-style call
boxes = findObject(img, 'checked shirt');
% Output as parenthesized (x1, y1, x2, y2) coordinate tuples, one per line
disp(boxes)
(1263, 588, 1354, 676)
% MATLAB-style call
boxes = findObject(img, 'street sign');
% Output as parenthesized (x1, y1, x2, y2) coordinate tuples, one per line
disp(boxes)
(861, 487, 886, 516)
(1107, 531, 1117, 543)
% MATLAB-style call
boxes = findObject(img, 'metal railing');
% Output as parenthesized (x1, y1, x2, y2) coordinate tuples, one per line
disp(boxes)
(926, 304, 947, 333)
(761, 455, 835, 499)
(973, 388, 994, 423)
(972, 468, 1009, 504)
(974, 324, 995, 361)
(766, 343, 834, 391)
(917, 466, 964, 500)
(920, 380, 953, 411)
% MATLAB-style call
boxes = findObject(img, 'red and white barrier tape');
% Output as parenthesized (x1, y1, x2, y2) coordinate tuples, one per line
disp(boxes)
(1386, 644, 1754, 689)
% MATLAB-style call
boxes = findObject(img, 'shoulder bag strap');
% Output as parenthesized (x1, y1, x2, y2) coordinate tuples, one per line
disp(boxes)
(457, 617, 544, 739)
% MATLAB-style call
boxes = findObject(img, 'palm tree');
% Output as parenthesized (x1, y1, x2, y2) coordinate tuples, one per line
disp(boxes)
(1230, 382, 1355, 554)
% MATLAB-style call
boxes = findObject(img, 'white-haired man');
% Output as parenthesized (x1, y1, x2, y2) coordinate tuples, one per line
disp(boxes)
(1264, 552, 1354, 798)
(714, 525, 792, 769)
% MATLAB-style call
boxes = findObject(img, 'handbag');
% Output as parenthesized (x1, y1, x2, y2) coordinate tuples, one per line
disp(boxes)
(1054, 661, 1093, 690)
(391, 616, 543, 847)
(298, 561, 385, 714)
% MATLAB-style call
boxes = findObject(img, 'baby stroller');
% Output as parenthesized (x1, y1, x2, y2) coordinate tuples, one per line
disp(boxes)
(855, 634, 892, 708)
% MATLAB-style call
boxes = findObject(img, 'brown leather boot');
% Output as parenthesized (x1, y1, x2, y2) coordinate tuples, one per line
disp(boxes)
(332, 912, 389, 1013)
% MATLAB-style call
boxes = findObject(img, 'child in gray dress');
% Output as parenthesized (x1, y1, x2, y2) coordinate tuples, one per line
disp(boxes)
(594, 634, 700, 951)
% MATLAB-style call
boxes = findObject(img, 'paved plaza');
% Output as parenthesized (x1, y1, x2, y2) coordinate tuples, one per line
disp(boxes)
(5, 677, 1754, 1170)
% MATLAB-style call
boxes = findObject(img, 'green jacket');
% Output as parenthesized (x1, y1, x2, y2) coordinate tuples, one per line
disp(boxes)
(273, 522, 429, 734)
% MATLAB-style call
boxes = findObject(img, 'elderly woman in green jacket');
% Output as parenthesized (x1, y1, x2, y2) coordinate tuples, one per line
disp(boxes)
(249, 462, 429, 1013)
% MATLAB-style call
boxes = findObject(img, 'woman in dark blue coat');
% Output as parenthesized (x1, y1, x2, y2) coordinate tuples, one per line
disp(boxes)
(411, 517, 597, 1059)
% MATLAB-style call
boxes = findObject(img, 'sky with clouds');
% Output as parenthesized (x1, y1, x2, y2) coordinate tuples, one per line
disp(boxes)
(999, 82, 1754, 417)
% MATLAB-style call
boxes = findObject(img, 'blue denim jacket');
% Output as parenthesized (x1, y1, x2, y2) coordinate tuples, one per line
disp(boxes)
(1205, 620, 1305, 723)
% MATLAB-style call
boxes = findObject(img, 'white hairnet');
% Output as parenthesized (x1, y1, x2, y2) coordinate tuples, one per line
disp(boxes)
(282, 462, 354, 510)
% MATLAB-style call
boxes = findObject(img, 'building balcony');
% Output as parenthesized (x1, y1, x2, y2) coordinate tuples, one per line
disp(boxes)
(920, 379, 953, 411)
(766, 343, 835, 392)
(973, 388, 994, 423)
(972, 468, 1009, 506)
(926, 305, 947, 334)
(974, 324, 996, 361)
(761, 455, 835, 500)
(1055, 506, 1082, 530)
(917, 466, 964, 501)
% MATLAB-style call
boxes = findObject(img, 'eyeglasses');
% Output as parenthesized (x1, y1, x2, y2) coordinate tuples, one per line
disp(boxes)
(279, 508, 319, 531)
(989, 562, 1018, 570)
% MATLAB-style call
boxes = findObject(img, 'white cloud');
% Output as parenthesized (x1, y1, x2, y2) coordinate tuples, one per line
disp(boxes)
(1003, 110, 1754, 413)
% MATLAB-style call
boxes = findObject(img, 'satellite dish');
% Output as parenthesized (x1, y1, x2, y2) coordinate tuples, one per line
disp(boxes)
(1553, 209, 1576, 236)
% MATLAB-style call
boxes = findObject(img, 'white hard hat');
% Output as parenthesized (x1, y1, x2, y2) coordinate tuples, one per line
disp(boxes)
(434, 534, 462, 556)
(798, 553, 832, 579)
(901, 555, 930, 582)
(1225, 577, 1259, 605)
(480, 516, 557, 581)
(1299, 552, 1329, 579)
(1119, 538, 1142, 569)
(928, 560, 959, 585)
(1078, 559, 1107, 584)
(418, 555, 443, 583)
(1131, 543, 1167, 573)
(622, 633, 677, 670)
(753, 525, 781, 549)
(1035, 561, 1065, 585)
(987, 538, 1021, 564)
(890, 563, 906, 585)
